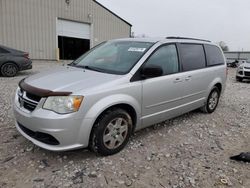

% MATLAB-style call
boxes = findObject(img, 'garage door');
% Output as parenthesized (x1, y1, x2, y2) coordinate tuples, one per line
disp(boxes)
(57, 19, 90, 39)
(57, 19, 91, 60)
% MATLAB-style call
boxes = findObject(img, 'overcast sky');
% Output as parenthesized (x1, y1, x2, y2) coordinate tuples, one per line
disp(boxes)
(97, 0, 250, 51)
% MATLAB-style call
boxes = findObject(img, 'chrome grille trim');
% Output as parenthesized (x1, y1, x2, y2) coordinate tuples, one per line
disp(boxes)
(18, 89, 41, 112)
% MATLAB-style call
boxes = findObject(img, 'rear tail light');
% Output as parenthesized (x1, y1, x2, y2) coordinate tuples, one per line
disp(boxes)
(24, 53, 29, 59)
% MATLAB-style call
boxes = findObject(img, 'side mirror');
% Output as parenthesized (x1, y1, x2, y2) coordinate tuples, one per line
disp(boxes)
(141, 65, 163, 79)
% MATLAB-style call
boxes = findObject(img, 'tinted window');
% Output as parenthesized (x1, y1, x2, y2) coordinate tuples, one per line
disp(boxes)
(145, 44, 179, 75)
(0, 47, 9, 54)
(180, 44, 206, 71)
(205, 45, 225, 66)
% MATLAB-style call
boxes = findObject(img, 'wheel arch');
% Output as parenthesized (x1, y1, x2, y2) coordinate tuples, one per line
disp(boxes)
(207, 78, 224, 99)
(93, 103, 138, 132)
(214, 82, 222, 94)
(0, 61, 20, 71)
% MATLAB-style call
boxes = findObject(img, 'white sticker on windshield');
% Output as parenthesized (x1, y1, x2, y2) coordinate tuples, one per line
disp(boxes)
(128, 47, 146, 52)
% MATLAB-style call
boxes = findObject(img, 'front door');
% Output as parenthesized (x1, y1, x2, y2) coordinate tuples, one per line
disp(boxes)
(141, 44, 185, 128)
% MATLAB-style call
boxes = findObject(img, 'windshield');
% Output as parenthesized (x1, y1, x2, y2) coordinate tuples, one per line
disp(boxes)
(70, 41, 154, 74)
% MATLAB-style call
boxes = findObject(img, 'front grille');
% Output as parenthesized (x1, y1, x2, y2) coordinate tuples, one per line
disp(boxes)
(26, 92, 41, 102)
(18, 123, 60, 145)
(18, 97, 37, 111)
(18, 89, 41, 112)
(244, 67, 250, 69)
(245, 71, 250, 77)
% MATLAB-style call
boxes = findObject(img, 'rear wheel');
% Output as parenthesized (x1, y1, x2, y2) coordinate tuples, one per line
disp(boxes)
(89, 108, 133, 156)
(201, 87, 220, 113)
(1, 62, 18, 77)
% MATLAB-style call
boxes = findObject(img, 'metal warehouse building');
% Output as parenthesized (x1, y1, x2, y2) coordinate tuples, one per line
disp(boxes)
(0, 0, 132, 60)
(224, 51, 250, 61)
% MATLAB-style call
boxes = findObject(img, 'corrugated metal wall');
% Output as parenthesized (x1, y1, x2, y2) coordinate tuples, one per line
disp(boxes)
(224, 52, 250, 60)
(91, 2, 131, 45)
(0, 0, 131, 60)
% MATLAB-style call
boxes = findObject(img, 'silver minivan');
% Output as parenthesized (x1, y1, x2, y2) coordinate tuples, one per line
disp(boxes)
(14, 37, 227, 155)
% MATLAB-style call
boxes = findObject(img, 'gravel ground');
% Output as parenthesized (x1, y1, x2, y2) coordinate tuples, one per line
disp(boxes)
(0, 62, 249, 188)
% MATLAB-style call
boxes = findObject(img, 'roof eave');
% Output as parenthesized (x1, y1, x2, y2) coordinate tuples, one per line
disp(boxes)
(93, 0, 132, 27)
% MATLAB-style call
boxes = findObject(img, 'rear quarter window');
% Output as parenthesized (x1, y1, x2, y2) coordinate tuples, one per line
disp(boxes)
(204, 45, 225, 66)
(179, 44, 206, 71)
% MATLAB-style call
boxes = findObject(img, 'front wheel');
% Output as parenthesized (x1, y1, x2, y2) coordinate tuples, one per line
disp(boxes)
(236, 76, 243, 82)
(201, 87, 220, 113)
(89, 108, 133, 156)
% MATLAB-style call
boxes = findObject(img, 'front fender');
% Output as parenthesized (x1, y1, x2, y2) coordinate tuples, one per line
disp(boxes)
(77, 94, 141, 146)
(85, 94, 141, 121)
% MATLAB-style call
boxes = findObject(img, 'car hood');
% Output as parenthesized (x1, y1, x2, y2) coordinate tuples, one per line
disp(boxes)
(24, 66, 123, 93)
(243, 63, 250, 68)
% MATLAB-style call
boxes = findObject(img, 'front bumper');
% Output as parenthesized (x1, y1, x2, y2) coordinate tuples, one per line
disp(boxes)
(236, 68, 250, 79)
(13, 97, 94, 151)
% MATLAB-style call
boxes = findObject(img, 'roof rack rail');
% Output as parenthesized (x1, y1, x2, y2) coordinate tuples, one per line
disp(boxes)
(166, 36, 211, 43)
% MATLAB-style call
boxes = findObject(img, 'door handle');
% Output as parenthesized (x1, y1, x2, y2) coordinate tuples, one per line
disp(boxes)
(174, 78, 182, 83)
(185, 76, 192, 81)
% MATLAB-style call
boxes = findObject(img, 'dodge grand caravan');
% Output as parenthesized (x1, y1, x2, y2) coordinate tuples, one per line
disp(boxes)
(14, 37, 227, 155)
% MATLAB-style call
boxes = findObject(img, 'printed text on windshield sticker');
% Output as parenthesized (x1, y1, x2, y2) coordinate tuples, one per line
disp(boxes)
(128, 47, 146, 52)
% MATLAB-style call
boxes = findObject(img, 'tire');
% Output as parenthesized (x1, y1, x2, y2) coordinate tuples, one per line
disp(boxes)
(201, 87, 220, 113)
(89, 108, 133, 156)
(236, 76, 243, 82)
(1, 62, 18, 77)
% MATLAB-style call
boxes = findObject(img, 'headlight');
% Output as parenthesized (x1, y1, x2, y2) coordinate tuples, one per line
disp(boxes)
(238, 66, 243, 70)
(43, 96, 83, 114)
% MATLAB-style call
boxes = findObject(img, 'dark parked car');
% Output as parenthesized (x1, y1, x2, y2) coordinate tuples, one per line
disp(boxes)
(227, 60, 239, 68)
(0, 45, 32, 77)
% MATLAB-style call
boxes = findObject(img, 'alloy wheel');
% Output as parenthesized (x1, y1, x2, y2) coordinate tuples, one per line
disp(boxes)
(208, 91, 219, 110)
(103, 117, 129, 150)
(2, 63, 17, 77)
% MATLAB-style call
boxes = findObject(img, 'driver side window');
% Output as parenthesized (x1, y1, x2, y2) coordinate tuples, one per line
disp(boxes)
(146, 44, 179, 75)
